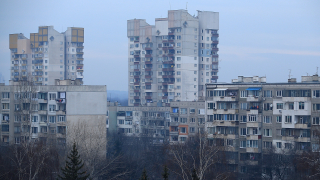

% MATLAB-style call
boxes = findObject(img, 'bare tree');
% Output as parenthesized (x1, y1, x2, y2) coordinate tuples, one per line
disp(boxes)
(166, 133, 229, 180)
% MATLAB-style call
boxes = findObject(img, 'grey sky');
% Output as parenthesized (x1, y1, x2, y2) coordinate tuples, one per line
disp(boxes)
(0, 0, 319, 91)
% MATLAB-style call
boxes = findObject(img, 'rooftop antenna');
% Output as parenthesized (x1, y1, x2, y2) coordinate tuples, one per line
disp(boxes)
(316, 67, 319, 75)
(169, 1, 171, 10)
(288, 69, 292, 79)
(186, 2, 188, 10)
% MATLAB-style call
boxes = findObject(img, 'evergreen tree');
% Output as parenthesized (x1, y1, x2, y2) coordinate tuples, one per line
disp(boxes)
(140, 168, 148, 180)
(162, 165, 169, 180)
(58, 142, 90, 180)
(191, 169, 199, 180)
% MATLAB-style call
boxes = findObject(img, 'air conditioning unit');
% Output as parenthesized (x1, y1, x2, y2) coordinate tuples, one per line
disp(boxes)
(279, 110, 282, 113)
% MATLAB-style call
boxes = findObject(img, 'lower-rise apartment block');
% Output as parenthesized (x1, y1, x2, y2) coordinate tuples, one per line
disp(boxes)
(107, 101, 206, 143)
(205, 75, 320, 176)
(0, 81, 106, 150)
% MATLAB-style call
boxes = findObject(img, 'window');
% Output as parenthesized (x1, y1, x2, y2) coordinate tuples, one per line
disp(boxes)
(288, 102, 294, 110)
(49, 105, 56, 112)
(285, 143, 292, 149)
(276, 90, 282, 97)
(240, 128, 246, 136)
(180, 108, 187, 114)
(15, 137, 20, 144)
(177, 64, 181, 68)
(277, 103, 283, 109)
(312, 117, 320, 125)
(263, 141, 272, 149)
(58, 116, 65, 122)
(32, 116, 38, 122)
(240, 91, 248, 98)
(2, 103, 9, 110)
(118, 120, 124, 124)
(248, 115, 257, 122)
(180, 118, 187, 123)
(276, 142, 282, 148)
(227, 139, 234, 146)
(14, 126, 20, 133)
(49, 93, 56, 100)
(263, 90, 272, 97)
(190, 127, 195, 133)
(49, 116, 56, 123)
(180, 127, 186, 133)
(2, 92, 10, 98)
(176, 78, 181, 82)
(240, 103, 248, 110)
(240, 141, 246, 148)
(190, 118, 195, 123)
(32, 127, 38, 134)
(177, 43, 181, 47)
(208, 103, 215, 109)
(285, 116, 292, 123)
(247, 140, 258, 148)
(190, 109, 195, 114)
(276, 116, 282, 123)
(177, 36, 181, 40)
(299, 102, 305, 109)
(264, 129, 272, 137)
(313, 90, 320, 98)
(240, 116, 247, 123)
(263, 116, 272, 123)
(313, 104, 320, 111)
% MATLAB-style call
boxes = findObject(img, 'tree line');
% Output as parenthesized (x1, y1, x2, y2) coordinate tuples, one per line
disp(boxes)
(1, 131, 320, 180)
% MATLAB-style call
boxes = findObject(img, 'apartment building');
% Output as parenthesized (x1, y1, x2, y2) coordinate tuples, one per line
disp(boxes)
(107, 101, 206, 143)
(205, 75, 320, 175)
(107, 103, 171, 143)
(127, 10, 219, 106)
(169, 101, 206, 143)
(0, 81, 106, 150)
(9, 26, 84, 85)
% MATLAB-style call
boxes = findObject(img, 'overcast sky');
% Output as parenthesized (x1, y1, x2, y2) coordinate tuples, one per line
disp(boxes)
(0, 0, 319, 91)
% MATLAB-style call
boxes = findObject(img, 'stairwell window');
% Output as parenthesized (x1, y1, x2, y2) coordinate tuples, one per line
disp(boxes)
(299, 102, 305, 109)
(285, 116, 292, 123)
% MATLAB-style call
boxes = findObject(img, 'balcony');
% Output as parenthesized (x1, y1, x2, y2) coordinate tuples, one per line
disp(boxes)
(76, 66, 84, 71)
(38, 110, 47, 115)
(212, 41, 219, 44)
(212, 48, 219, 51)
(282, 97, 310, 102)
(145, 68, 152, 71)
(246, 147, 259, 153)
(216, 109, 239, 114)
(56, 99, 66, 104)
(145, 96, 152, 100)
(247, 96, 262, 102)
(38, 99, 47, 103)
(213, 96, 238, 102)
(295, 123, 310, 129)
(295, 136, 310, 142)
(246, 134, 260, 140)
(134, 89, 140, 93)
(134, 96, 140, 99)
(282, 136, 294, 141)
(134, 55, 140, 58)
(56, 110, 66, 115)
(145, 61, 152, 64)
(145, 54, 152, 58)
